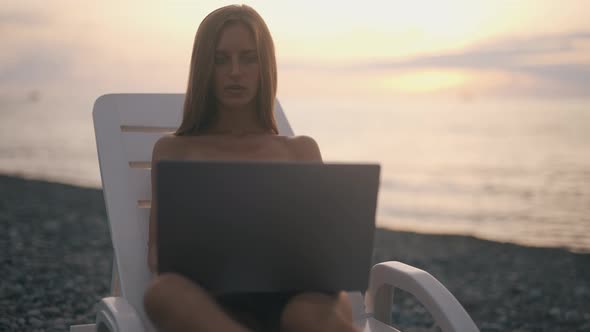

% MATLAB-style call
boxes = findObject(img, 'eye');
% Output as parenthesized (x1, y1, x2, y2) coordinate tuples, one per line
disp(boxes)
(241, 54, 258, 64)
(214, 55, 228, 65)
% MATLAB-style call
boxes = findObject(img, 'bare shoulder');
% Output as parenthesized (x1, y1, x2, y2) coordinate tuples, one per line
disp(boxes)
(151, 134, 181, 161)
(286, 135, 323, 162)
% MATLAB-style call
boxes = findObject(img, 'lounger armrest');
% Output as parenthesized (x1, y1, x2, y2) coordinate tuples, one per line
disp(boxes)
(365, 261, 479, 332)
(95, 297, 145, 332)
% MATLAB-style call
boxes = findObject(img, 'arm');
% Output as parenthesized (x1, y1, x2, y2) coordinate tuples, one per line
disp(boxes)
(148, 136, 175, 273)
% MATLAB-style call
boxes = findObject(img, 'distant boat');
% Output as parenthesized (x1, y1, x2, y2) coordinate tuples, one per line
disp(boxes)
(28, 90, 41, 103)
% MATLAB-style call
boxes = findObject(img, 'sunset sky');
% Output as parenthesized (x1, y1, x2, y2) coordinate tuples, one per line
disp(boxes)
(1, 0, 589, 101)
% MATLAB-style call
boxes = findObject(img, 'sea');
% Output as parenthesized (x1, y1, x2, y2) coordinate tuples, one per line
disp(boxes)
(1, 94, 589, 252)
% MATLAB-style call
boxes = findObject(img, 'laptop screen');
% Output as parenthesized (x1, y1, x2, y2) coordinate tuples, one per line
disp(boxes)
(156, 160, 380, 294)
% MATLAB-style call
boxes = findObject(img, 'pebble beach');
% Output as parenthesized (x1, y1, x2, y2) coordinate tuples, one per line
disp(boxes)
(1, 174, 589, 331)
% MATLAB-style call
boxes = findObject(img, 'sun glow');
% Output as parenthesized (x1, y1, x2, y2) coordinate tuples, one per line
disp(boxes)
(2, 0, 589, 99)
(382, 70, 471, 93)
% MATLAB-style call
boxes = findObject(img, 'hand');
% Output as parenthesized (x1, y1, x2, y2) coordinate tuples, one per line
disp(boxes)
(144, 273, 360, 332)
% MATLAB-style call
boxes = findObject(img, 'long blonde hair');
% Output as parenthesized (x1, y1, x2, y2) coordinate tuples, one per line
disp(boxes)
(175, 4, 278, 136)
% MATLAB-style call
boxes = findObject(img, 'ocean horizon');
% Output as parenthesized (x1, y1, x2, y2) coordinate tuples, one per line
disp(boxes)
(1, 94, 589, 253)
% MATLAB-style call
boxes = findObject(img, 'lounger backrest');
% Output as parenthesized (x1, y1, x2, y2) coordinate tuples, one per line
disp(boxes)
(93, 94, 295, 325)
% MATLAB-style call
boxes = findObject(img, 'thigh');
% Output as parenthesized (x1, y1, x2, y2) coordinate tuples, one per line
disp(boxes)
(144, 273, 250, 332)
(280, 292, 357, 332)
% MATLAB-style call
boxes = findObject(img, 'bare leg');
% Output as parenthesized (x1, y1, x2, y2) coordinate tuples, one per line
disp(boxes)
(281, 291, 360, 332)
(144, 273, 359, 332)
(144, 273, 250, 332)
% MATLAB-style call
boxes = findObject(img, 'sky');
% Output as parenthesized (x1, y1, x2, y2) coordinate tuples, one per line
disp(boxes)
(1, 0, 589, 103)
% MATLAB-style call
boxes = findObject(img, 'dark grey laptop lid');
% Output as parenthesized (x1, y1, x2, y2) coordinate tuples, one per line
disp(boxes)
(156, 160, 380, 294)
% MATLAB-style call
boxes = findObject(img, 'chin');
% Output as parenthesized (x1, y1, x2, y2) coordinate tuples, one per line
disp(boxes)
(219, 97, 256, 110)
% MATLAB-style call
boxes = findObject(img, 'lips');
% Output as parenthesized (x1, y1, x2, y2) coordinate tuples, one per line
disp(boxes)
(225, 84, 246, 91)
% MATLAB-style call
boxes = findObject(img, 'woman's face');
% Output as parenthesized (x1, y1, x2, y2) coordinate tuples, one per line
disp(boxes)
(213, 22, 260, 110)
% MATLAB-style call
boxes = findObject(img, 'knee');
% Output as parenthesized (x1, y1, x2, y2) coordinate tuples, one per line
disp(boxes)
(281, 292, 356, 332)
(143, 273, 192, 319)
(280, 294, 315, 331)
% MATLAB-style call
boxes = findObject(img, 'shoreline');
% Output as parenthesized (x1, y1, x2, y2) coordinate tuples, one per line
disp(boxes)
(1, 175, 589, 331)
(377, 223, 590, 255)
(3, 171, 588, 255)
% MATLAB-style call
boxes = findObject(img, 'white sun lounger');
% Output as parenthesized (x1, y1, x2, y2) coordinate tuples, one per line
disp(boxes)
(70, 93, 479, 332)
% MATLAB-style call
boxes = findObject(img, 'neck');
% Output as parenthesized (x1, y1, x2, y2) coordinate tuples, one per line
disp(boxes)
(207, 101, 268, 136)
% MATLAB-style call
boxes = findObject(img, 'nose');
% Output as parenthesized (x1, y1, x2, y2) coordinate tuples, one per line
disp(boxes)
(230, 58, 241, 77)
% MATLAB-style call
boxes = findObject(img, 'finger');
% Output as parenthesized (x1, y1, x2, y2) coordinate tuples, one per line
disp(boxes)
(144, 273, 251, 332)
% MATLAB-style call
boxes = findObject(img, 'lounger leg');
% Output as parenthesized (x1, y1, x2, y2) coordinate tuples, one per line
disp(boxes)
(373, 284, 394, 325)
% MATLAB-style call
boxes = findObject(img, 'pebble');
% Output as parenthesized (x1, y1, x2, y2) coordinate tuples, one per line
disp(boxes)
(480, 322, 504, 331)
(43, 220, 60, 232)
(27, 309, 41, 316)
(529, 288, 542, 299)
(29, 317, 43, 328)
(53, 318, 67, 329)
(12, 283, 24, 294)
(565, 310, 580, 321)
(43, 306, 61, 316)
(574, 286, 589, 297)
(64, 280, 76, 290)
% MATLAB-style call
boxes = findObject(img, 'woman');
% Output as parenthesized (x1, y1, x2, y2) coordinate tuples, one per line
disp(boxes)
(144, 4, 359, 332)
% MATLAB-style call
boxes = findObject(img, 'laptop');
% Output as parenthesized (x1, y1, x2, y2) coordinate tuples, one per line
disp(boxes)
(156, 160, 380, 295)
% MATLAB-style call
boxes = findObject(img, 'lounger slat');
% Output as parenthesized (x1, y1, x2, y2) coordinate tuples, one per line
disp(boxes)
(138, 200, 151, 209)
(122, 132, 169, 163)
(128, 167, 152, 201)
(115, 94, 184, 127)
(121, 125, 177, 133)
(137, 208, 150, 246)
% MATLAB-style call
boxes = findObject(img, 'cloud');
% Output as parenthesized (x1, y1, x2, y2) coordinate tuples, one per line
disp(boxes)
(471, 32, 590, 54)
(0, 46, 71, 85)
(366, 32, 590, 68)
(365, 32, 590, 94)
(281, 31, 590, 97)
(0, 10, 48, 28)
